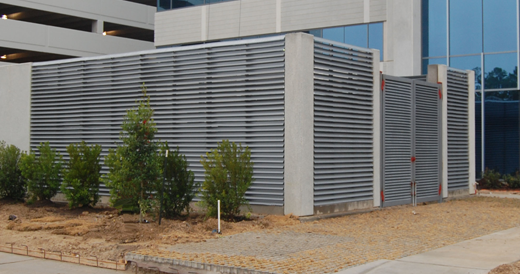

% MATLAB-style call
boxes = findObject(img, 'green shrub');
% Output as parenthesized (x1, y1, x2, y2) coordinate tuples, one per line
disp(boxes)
(478, 168, 502, 189)
(61, 141, 102, 208)
(105, 85, 162, 221)
(503, 171, 520, 189)
(19, 142, 63, 201)
(0, 141, 26, 200)
(200, 140, 254, 219)
(161, 143, 196, 217)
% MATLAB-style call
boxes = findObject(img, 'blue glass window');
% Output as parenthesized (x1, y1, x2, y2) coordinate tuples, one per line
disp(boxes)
(484, 90, 520, 175)
(484, 53, 518, 89)
(422, 57, 447, 74)
(475, 91, 482, 177)
(422, 0, 447, 57)
(344, 25, 367, 48)
(158, 0, 171, 11)
(450, 55, 482, 90)
(323, 27, 345, 43)
(483, 0, 517, 53)
(368, 23, 383, 60)
(449, 0, 482, 55)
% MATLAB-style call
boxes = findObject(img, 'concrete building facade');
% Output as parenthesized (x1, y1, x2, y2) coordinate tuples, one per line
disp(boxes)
(0, 0, 156, 63)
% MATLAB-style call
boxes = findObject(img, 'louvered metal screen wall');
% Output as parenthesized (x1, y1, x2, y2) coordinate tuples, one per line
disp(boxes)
(381, 76, 413, 207)
(313, 38, 374, 206)
(447, 69, 470, 190)
(414, 81, 442, 202)
(30, 37, 286, 206)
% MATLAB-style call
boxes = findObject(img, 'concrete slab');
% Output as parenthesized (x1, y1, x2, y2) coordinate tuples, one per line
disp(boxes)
(0, 253, 121, 274)
(339, 227, 520, 274)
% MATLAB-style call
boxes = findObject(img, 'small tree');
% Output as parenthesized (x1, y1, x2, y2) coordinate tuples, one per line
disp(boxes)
(161, 143, 196, 217)
(200, 140, 254, 219)
(0, 141, 26, 200)
(61, 141, 102, 208)
(105, 85, 162, 221)
(19, 142, 63, 202)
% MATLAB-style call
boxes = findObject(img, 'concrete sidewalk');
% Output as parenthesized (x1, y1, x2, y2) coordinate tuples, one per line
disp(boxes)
(338, 226, 520, 274)
(0, 252, 122, 274)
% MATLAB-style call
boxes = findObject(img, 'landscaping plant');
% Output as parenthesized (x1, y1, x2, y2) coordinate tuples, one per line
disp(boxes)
(161, 143, 196, 217)
(200, 140, 254, 219)
(478, 168, 503, 189)
(19, 142, 63, 202)
(0, 141, 26, 200)
(105, 85, 162, 221)
(61, 141, 102, 208)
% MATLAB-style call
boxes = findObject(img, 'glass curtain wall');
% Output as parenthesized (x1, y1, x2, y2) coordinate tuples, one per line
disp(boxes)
(158, 0, 234, 11)
(422, 0, 520, 177)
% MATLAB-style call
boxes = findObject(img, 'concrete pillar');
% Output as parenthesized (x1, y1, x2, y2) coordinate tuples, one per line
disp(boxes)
(372, 49, 381, 207)
(382, 0, 422, 76)
(427, 64, 448, 198)
(92, 20, 104, 34)
(467, 70, 476, 194)
(0, 63, 32, 151)
(284, 33, 314, 216)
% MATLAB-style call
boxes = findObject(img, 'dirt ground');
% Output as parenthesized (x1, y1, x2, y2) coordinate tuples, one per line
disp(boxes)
(2, 197, 520, 274)
(489, 260, 520, 274)
(0, 199, 298, 263)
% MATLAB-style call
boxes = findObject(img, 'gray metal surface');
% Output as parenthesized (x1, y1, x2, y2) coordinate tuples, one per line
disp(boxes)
(30, 36, 286, 206)
(381, 75, 413, 207)
(447, 69, 470, 190)
(414, 81, 442, 203)
(313, 38, 375, 206)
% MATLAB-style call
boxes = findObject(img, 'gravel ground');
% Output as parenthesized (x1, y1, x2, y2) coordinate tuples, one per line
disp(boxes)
(133, 197, 520, 274)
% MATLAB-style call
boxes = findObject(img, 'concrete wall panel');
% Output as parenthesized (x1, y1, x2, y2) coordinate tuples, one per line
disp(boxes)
(155, 7, 202, 45)
(0, 63, 31, 151)
(207, 1, 241, 40)
(370, 0, 387, 22)
(281, 0, 364, 31)
(239, 0, 277, 37)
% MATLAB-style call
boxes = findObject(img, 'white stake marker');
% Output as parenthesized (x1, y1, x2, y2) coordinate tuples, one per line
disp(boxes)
(218, 200, 221, 233)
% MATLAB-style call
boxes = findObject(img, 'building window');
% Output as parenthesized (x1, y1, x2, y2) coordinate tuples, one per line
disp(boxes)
(422, 0, 520, 177)
(311, 23, 384, 61)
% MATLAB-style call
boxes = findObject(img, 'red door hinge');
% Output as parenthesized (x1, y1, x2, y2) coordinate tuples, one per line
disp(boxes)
(381, 79, 385, 92)
(411, 156, 416, 162)
(381, 190, 385, 202)
(438, 184, 442, 195)
(437, 82, 443, 99)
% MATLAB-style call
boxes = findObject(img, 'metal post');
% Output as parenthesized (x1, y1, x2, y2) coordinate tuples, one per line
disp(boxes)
(218, 200, 221, 234)
(159, 149, 168, 225)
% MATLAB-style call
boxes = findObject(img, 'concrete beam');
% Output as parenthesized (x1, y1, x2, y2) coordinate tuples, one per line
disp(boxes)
(284, 33, 314, 216)
(0, 19, 154, 57)
(372, 49, 381, 207)
(467, 70, 476, 194)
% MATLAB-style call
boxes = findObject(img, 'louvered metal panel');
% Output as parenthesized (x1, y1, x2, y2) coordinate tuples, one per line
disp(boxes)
(414, 81, 442, 203)
(381, 76, 413, 207)
(313, 38, 374, 206)
(447, 69, 470, 190)
(31, 36, 286, 206)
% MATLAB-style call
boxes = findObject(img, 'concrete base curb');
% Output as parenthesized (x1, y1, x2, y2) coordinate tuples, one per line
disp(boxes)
(125, 253, 277, 274)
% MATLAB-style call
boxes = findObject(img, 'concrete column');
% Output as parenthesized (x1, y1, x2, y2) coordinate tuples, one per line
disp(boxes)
(467, 70, 476, 194)
(427, 64, 448, 198)
(92, 20, 104, 34)
(372, 49, 381, 207)
(0, 63, 32, 152)
(382, 0, 422, 76)
(284, 33, 314, 216)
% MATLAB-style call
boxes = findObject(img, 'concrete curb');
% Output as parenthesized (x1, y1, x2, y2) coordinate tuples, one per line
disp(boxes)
(125, 253, 277, 274)
(299, 208, 379, 223)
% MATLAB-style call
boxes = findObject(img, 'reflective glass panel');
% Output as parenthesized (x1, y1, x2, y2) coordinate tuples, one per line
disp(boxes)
(307, 29, 323, 38)
(158, 0, 171, 11)
(475, 91, 482, 177)
(369, 23, 383, 60)
(344, 24, 367, 48)
(483, 0, 517, 52)
(484, 90, 520, 175)
(450, 55, 482, 90)
(422, 57, 447, 74)
(484, 53, 518, 89)
(323, 27, 345, 43)
(449, 0, 482, 55)
(422, 0, 447, 57)
(172, 0, 203, 9)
